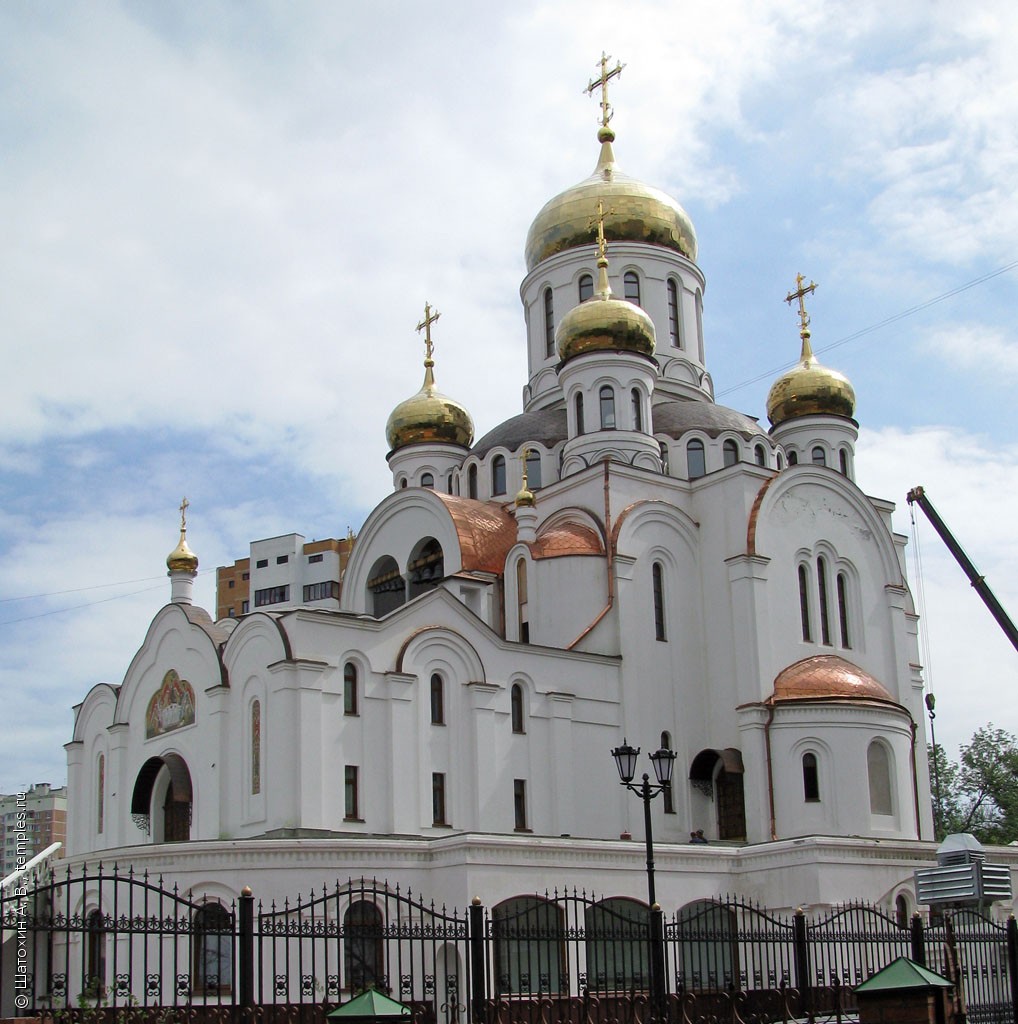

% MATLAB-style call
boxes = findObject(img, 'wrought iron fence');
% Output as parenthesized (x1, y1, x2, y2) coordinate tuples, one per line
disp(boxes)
(4, 864, 1018, 1024)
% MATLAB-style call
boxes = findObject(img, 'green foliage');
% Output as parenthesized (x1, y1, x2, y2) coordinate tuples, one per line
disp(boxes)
(930, 724, 1018, 843)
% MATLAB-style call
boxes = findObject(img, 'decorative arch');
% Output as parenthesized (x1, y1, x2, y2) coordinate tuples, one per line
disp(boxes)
(689, 748, 746, 841)
(492, 896, 566, 994)
(395, 626, 487, 686)
(408, 537, 445, 599)
(131, 753, 193, 842)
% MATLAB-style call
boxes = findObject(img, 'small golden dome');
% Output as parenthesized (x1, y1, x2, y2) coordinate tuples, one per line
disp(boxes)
(385, 359, 474, 451)
(556, 256, 656, 362)
(766, 329, 856, 427)
(525, 130, 697, 272)
(515, 484, 536, 509)
(166, 498, 199, 573)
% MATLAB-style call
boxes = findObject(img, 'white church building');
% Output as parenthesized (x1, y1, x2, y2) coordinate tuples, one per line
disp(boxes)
(66, 64, 955, 920)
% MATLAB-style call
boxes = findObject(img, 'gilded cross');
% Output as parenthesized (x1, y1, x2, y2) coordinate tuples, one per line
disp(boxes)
(589, 197, 612, 262)
(785, 273, 818, 337)
(416, 302, 441, 361)
(179, 496, 190, 532)
(585, 52, 625, 128)
(520, 446, 532, 489)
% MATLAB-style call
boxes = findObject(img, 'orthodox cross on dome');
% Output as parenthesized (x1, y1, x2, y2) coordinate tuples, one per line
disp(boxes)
(585, 52, 625, 128)
(785, 273, 817, 340)
(589, 197, 613, 263)
(520, 446, 532, 488)
(178, 496, 190, 532)
(416, 301, 441, 362)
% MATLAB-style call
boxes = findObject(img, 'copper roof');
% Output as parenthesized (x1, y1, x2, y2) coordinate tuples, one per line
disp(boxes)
(770, 655, 896, 705)
(531, 521, 604, 560)
(433, 493, 517, 575)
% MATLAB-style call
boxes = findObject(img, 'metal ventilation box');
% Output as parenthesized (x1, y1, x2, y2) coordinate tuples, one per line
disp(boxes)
(914, 833, 1013, 908)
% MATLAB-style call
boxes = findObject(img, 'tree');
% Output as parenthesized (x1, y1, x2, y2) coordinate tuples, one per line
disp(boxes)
(929, 725, 1018, 843)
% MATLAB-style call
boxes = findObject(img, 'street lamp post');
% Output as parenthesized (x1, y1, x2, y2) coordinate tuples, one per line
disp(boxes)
(611, 739, 677, 1017)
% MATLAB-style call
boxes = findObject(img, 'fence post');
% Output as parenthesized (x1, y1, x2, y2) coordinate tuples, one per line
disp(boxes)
(793, 907, 811, 1017)
(238, 885, 254, 1009)
(1007, 915, 1018, 1024)
(910, 911, 926, 967)
(469, 897, 486, 1024)
(649, 903, 667, 1019)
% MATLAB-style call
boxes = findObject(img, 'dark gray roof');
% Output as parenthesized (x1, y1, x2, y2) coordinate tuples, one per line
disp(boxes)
(654, 401, 761, 440)
(471, 407, 568, 457)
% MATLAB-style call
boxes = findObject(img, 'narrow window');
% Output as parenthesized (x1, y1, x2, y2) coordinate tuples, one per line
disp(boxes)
(623, 271, 641, 306)
(492, 454, 507, 495)
(344, 902, 383, 991)
(430, 673, 445, 725)
(812, 446, 826, 466)
(723, 439, 738, 467)
(687, 439, 706, 479)
(817, 556, 832, 645)
(344, 663, 358, 716)
(578, 274, 593, 302)
(421, 472, 435, 488)
(754, 444, 766, 467)
(867, 742, 893, 815)
(251, 701, 261, 795)
(344, 765, 360, 820)
(837, 572, 851, 648)
(695, 290, 704, 359)
(631, 388, 643, 432)
(514, 779, 529, 831)
(667, 279, 680, 347)
(447, 472, 454, 493)
(516, 560, 529, 644)
(787, 450, 798, 466)
(526, 448, 542, 489)
(599, 386, 616, 429)
(802, 752, 820, 801)
(776, 452, 784, 471)
(798, 564, 812, 642)
(574, 393, 585, 435)
(661, 732, 675, 813)
(839, 449, 849, 475)
(544, 288, 555, 357)
(432, 772, 447, 825)
(87, 910, 106, 994)
(193, 903, 233, 994)
(652, 561, 666, 641)
(468, 464, 478, 499)
(895, 894, 909, 929)
(97, 754, 105, 834)
(400, 478, 408, 488)
(511, 683, 525, 734)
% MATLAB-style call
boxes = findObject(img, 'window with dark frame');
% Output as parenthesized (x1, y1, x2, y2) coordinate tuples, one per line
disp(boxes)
(837, 572, 851, 648)
(578, 274, 594, 302)
(687, 439, 706, 479)
(344, 765, 359, 820)
(623, 271, 640, 305)
(492, 455, 507, 495)
(432, 772, 447, 825)
(798, 564, 812, 642)
(802, 752, 820, 801)
(344, 663, 358, 716)
(599, 385, 616, 429)
(574, 393, 585, 435)
(254, 585, 289, 607)
(430, 673, 444, 725)
(817, 556, 832, 645)
(514, 779, 528, 831)
(511, 683, 525, 733)
(667, 278, 680, 346)
(652, 562, 666, 642)
(544, 288, 555, 357)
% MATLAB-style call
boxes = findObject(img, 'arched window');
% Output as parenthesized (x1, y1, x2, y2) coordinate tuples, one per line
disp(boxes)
(895, 894, 909, 929)
(399, 477, 408, 489)
(194, 903, 233, 994)
(723, 439, 738, 467)
(578, 274, 593, 302)
(526, 448, 542, 489)
(368, 555, 405, 617)
(667, 279, 681, 347)
(344, 901, 384, 992)
(802, 752, 820, 801)
(787, 450, 798, 466)
(421, 472, 435, 488)
(694, 290, 704, 359)
(544, 288, 555, 358)
(344, 663, 358, 716)
(839, 448, 849, 475)
(687, 439, 706, 479)
(516, 560, 529, 643)
(798, 564, 812, 642)
(430, 673, 445, 725)
(97, 754, 105, 834)
(623, 271, 641, 305)
(574, 393, 585, 435)
(86, 909, 106, 995)
(468, 464, 478, 499)
(511, 683, 525, 733)
(584, 898, 650, 992)
(492, 897, 565, 994)
(867, 742, 893, 816)
(409, 538, 444, 598)
(676, 900, 737, 989)
(817, 556, 832, 645)
(251, 701, 261, 795)
(652, 562, 666, 642)
(812, 446, 826, 466)
(837, 572, 851, 648)
(492, 455, 507, 495)
(599, 385, 616, 429)
(447, 472, 454, 494)
(776, 451, 784, 470)
(631, 388, 643, 431)
(661, 732, 674, 813)
(754, 444, 766, 467)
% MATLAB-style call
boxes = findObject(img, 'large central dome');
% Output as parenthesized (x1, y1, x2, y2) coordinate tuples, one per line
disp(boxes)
(524, 127, 698, 272)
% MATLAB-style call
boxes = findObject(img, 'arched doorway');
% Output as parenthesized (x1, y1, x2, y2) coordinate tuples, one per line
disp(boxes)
(689, 748, 746, 841)
(131, 754, 193, 842)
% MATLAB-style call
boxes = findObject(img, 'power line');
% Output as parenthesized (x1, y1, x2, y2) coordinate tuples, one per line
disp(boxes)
(0, 581, 176, 627)
(716, 259, 1018, 399)
(0, 567, 215, 604)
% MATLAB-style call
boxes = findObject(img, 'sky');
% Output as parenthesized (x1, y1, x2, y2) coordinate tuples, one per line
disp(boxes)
(2, 0, 1018, 795)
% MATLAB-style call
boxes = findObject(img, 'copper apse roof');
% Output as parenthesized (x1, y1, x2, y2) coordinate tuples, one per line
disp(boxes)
(769, 655, 896, 705)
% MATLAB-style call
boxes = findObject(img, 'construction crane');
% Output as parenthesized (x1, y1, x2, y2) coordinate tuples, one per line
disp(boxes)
(906, 485, 1018, 654)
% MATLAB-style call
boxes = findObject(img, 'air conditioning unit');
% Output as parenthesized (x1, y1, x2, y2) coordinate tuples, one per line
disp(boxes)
(914, 833, 1013, 908)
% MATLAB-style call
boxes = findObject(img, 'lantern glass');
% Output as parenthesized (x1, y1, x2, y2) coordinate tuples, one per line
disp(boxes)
(611, 741, 640, 784)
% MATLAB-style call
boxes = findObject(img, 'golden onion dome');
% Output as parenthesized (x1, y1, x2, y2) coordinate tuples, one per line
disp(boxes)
(167, 498, 199, 573)
(556, 259, 656, 362)
(766, 329, 856, 427)
(386, 358, 474, 452)
(525, 126, 697, 272)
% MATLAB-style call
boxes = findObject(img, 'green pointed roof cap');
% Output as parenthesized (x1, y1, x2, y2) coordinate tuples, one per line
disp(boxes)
(326, 989, 413, 1020)
(854, 957, 952, 993)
